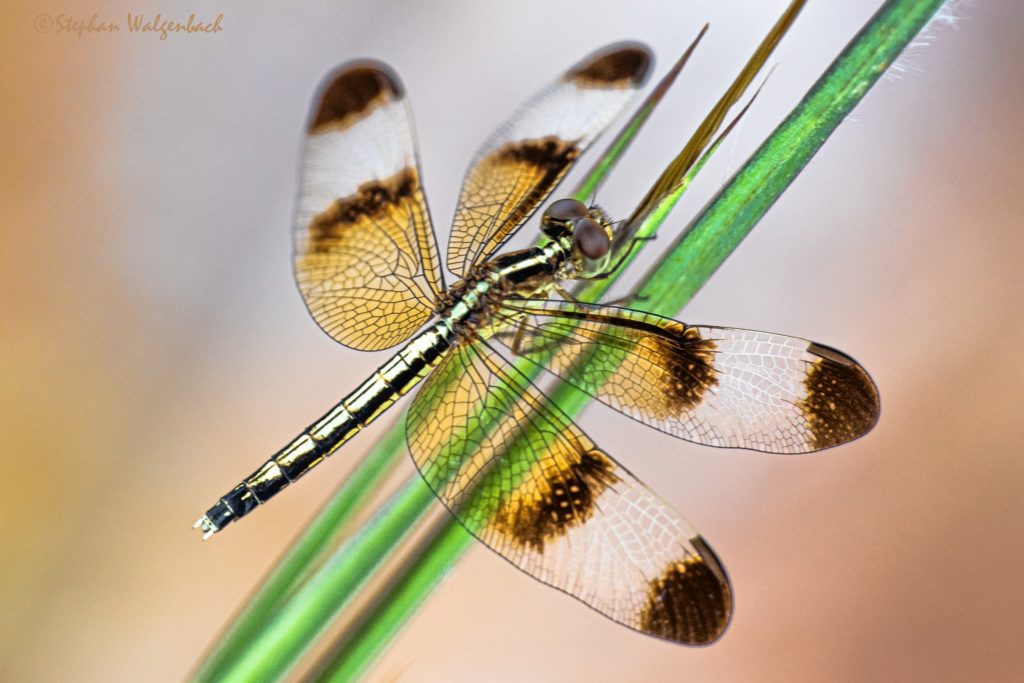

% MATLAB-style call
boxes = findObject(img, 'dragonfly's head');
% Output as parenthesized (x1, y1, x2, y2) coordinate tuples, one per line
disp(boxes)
(541, 198, 613, 279)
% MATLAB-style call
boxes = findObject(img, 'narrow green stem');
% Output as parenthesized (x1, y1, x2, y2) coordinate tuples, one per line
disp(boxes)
(637, 0, 946, 315)
(314, 521, 471, 682)
(210, 472, 437, 683)
(191, 419, 408, 683)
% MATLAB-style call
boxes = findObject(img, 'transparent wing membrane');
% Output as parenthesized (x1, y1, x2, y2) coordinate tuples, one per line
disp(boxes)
(496, 300, 880, 453)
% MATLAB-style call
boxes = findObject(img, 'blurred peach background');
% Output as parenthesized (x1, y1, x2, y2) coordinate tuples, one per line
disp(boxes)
(2, 1, 1022, 681)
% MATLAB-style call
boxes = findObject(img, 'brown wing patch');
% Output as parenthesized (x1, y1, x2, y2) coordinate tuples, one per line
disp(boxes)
(640, 537, 732, 645)
(296, 163, 441, 351)
(800, 343, 880, 449)
(490, 448, 619, 553)
(567, 43, 653, 88)
(309, 64, 401, 133)
(652, 323, 719, 414)
(307, 168, 418, 253)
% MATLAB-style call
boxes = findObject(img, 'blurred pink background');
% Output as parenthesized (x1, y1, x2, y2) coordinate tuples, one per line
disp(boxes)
(2, 1, 1022, 681)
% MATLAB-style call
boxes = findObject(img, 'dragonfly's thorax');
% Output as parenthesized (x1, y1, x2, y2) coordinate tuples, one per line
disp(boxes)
(436, 241, 570, 342)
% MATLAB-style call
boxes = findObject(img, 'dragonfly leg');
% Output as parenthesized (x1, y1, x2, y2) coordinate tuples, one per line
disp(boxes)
(589, 234, 657, 282)
(600, 291, 650, 307)
(508, 316, 531, 355)
(553, 283, 579, 304)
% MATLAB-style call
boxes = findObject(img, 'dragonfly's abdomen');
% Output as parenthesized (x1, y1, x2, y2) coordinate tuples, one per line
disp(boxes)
(198, 245, 563, 536)
(196, 322, 455, 536)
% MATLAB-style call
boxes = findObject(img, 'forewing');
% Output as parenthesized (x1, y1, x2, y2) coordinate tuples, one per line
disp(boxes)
(294, 62, 444, 351)
(407, 339, 731, 645)
(446, 43, 653, 277)
(497, 300, 880, 453)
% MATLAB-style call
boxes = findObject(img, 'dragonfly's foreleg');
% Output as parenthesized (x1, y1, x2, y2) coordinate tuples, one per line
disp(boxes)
(598, 291, 650, 308)
(553, 283, 579, 305)
(590, 234, 657, 282)
(508, 315, 531, 356)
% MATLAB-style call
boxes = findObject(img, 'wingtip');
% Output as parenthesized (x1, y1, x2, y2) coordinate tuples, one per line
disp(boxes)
(567, 42, 654, 88)
(308, 60, 405, 134)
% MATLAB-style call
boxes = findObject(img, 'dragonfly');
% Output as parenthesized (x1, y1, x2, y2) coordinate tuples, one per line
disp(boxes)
(195, 42, 879, 646)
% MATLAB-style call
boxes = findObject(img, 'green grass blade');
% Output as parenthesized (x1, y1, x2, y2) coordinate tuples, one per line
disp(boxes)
(208, 473, 438, 683)
(574, 58, 772, 307)
(312, 1, 946, 680)
(638, 0, 947, 316)
(312, 520, 471, 683)
(191, 418, 408, 683)
(625, 0, 806, 234)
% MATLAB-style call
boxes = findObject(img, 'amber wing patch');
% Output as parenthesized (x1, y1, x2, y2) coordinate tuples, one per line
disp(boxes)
(295, 62, 444, 351)
(537, 314, 720, 421)
(446, 43, 652, 276)
(449, 136, 580, 271)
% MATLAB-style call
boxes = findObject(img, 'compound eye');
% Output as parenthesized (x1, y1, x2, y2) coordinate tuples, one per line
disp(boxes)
(544, 198, 588, 224)
(573, 218, 611, 259)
